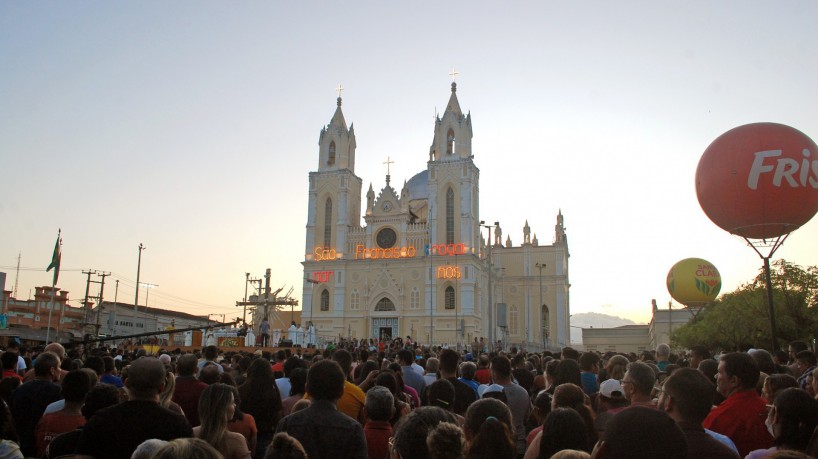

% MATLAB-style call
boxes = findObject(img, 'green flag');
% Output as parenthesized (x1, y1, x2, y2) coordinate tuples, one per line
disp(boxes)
(46, 231, 61, 285)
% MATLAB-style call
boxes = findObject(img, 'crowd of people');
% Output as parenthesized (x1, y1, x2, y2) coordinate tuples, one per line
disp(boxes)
(0, 337, 816, 458)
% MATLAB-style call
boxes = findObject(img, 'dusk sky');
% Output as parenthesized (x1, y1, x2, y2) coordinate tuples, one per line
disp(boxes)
(2, 2, 816, 327)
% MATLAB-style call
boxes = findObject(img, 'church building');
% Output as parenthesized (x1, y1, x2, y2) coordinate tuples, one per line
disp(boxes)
(302, 82, 570, 350)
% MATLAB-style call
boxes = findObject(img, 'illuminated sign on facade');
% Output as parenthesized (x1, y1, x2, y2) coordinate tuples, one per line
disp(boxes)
(426, 243, 467, 256)
(312, 271, 334, 283)
(313, 247, 338, 261)
(436, 266, 462, 279)
(355, 244, 417, 260)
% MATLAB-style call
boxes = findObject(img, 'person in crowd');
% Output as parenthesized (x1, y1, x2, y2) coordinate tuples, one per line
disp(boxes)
(424, 357, 440, 386)
(275, 360, 366, 458)
(152, 437, 224, 459)
(160, 368, 184, 414)
(425, 379, 465, 426)
(550, 451, 590, 459)
(459, 361, 480, 398)
(398, 349, 426, 395)
(392, 406, 458, 459)
(528, 390, 552, 446)
(260, 318, 271, 347)
(787, 341, 809, 376)
(388, 362, 420, 408)
(131, 439, 169, 459)
(99, 356, 123, 388)
(794, 350, 817, 390)
(657, 368, 739, 459)
(749, 349, 778, 375)
(703, 352, 773, 458)
(427, 421, 465, 459)
(331, 349, 366, 422)
(439, 349, 477, 416)
(363, 386, 393, 459)
(604, 355, 628, 382)
(73, 357, 193, 459)
(590, 406, 687, 459)
(620, 361, 656, 408)
(0, 353, 21, 383)
(23, 344, 67, 382)
(0, 394, 22, 459)
(578, 353, 600, 395)
(199, 346, 224, 374)
(592, 379, 629, 435)
(655, 344, 671, 371)
(687, 346, 711, 371)
(43, 383, 121, 459)
(263, 432, 306, 459)
(34, 369, 93, 457)
(475, 355, 492, 385)
(10, 351, 62, 457)
(552, 383, 596, 448)
(810, 367, 818, 398)
(746, 388, 818, 458)
(194, 383, 251, 459)
(763, 374, 799, 404)
(463, 397, 515, 459)
(281, 367, 306, 416)
(374, 370, 412, 425)
(275, 357, 300, 402)
(547, 359, 582, 397)
(226, 385, 257, 456)
(173, 354, 209, 427)
(491, 355, 531, 457)
(525, 408, 591, 459)
(238, 358, 282, 459)
(511, 354, 535, 395)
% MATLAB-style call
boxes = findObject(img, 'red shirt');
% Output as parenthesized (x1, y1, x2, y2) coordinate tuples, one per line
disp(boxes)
(703, 389, 773, 458)
(2, 369, 22, 382)
(474, 368, 492, 385)
(364, 420, 393, 459)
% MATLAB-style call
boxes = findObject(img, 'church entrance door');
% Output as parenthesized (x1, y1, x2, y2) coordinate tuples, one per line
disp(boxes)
(373, 317, 398, 341)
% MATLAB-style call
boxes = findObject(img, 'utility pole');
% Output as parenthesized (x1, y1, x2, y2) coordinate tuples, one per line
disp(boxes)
(94, 272, 110, 338)
(481, 221, 499, 345)
(242, 273, 250, 325)
(111, 280, 119, 340)
(82, 270, 96, 325)
(12, 252, 20, 299)
(134, 243, 145, 311)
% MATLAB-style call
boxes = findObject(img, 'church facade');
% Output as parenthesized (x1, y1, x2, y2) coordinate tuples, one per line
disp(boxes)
(301, 83, 570, 350)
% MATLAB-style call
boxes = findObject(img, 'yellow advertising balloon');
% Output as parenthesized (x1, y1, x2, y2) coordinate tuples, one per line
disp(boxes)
(666, 258, 721, 306)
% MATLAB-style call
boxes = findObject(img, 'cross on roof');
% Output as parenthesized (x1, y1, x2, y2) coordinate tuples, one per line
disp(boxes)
(383, 156, 395, 176)
(336, 83, 344, 98)
(449, 67, 459, 82)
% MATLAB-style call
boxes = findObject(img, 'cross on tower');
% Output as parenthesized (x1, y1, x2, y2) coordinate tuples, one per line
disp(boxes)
(335, 83, 344, 98)
(383, 156, 395, 185)
(449, 67, 459, 82)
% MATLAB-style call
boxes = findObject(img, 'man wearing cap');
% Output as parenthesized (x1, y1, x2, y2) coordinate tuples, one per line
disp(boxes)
(594, 379, 629, 435)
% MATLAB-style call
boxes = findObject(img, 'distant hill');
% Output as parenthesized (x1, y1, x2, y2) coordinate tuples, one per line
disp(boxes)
(570, 312, 642, 345)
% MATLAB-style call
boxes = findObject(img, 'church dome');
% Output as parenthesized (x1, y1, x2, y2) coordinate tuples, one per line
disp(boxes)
(406, 170, 429, 200)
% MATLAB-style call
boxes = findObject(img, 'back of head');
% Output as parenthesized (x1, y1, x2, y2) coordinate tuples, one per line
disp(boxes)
(662, 368, 714, 424)
(81, 383, 121, 419)
(655, 344, 670, 359)
(393, 406, 456, 459)
(490, 356, 511, 380)
(204, 345, 218, 361)
(439, 349, 460, 375)
(464, 399, 515, 459)
(562, 347, 580, 361)
(177, 354, 198, 376)
(606, 355, 629, 381)
(773, 387, 818, 450)
(365, 386, 394, 422)
(426, 421, 464, 459)
(789, 340, 809, 354)
(307, 359, 345, 401)
(550, 450, 591, 459)
(34, 351, 60, 377)
(62, 369, 95, 403)
(460, 361, 476, 380)
(579, 352, 600, 371)
(698, 358, 719, 382)
(554, 359, 582, 387)
(265, 432, 307, 459)
(126, 357, 167, 398)
(425, 378, 455, 411)
(796, 350, 817, 367)
(0, 352, 18, 371)
(131, 439, 169, 459)
(152, 438, 223, 459)
(749, 349, 776, 374)
(720, 352, 760, 389)
(398, 349, 413, 366)
(625, 361, 656, 396)
(199, 364, 221, 385)
(426, 357, 440, 374)
(538, 408, 591, 459)
(288, 367, 307, 396)
(599, 406, 687, 459)
(283, 357, 301, 378)
(332, 349, 353, 376)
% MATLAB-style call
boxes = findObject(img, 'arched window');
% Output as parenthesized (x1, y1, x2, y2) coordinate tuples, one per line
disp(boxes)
(444, 286, 455, 309)
(324, 198, 332, 249)
(410, 288, 420, 309)
(320, 289, 330, 311)
(375, 298, 395, 311)
(328, 141, 336, 165)
(351, 289, 360, 310)
(446, 129, 455, 154)
(510, 305, 519, 335)
(446, 187, 454, 245)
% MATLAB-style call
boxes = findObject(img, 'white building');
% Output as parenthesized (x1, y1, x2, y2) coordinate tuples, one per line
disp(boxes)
(301, 82, 570, 350)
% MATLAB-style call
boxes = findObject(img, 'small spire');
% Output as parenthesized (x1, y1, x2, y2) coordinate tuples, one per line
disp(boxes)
(337, 97, 342, 107)
(451, 82, 457, 93)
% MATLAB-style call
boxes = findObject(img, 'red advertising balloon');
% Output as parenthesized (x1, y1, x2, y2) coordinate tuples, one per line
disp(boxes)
(696, 123, 818, 239)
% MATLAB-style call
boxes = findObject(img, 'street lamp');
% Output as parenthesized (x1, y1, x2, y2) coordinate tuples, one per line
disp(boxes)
(480, 221, 499, 345)
(535, 262, 547, 350)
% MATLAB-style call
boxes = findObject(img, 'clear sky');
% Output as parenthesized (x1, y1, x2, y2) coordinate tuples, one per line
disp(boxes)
(1, 2, 816, 326)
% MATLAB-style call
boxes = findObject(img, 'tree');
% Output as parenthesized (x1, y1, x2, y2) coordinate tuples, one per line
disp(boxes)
(673, 260, 818, 352)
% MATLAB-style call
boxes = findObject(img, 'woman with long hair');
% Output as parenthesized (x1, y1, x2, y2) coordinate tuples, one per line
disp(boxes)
(747, 388, 818, 458)
(463, 398, 516, 459)
(550, 384, 596, 449)
(238, 358, 282, 459)
(532, 408, 591, 459)
(226, 386, 257, 456)
(374, 370, 411, 425)
(281, 368, 307, 417)
(194, 383, 250, 459)
(159, 368, 184, 415)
